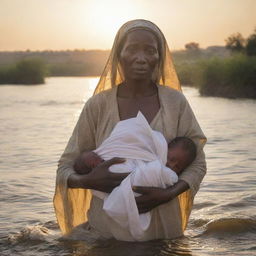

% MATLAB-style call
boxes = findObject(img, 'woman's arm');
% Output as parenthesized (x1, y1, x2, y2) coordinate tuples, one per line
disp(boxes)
(134, 92, 206, 213)
(176, 94, 207, 196)
(68, 157, 129, 192)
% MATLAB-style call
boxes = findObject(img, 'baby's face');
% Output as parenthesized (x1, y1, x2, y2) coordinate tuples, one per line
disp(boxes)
(166, 144, 191, 175)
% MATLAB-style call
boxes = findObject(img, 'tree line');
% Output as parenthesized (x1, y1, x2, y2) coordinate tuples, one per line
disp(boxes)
(225, 28, 256, 56)
(176, 28, 256, 99)
(0, 29, 255, 99)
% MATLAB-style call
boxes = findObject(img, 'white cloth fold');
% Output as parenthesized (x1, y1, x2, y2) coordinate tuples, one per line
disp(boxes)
(93, 112, 178, 240)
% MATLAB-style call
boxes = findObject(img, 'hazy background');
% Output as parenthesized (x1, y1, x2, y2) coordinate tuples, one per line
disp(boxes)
(1, 1, 256, 255)
(1, 0, 256, 51)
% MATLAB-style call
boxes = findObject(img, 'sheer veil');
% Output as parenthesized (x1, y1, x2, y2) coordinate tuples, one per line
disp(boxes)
(93, 19, 181, 95)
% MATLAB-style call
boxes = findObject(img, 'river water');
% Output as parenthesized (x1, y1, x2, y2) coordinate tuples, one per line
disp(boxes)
(0, 77, 255, 256)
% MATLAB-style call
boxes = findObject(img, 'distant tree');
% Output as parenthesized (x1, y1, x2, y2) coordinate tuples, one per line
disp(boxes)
(225, 33, 245, 52)
(185, 42, 200, 51)
(14, 58, 47, 84)
(245, 29, 256, 56)
(0, 58, 47, 85)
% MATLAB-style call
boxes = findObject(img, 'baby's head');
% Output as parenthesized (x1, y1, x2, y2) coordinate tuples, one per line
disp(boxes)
(166, 137, 197, 175)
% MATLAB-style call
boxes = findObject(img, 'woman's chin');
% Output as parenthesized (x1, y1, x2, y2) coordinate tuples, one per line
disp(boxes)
(130, 73, 151, 81)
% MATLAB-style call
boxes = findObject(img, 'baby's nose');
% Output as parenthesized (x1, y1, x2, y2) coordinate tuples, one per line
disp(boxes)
(172, 164, 179, 172)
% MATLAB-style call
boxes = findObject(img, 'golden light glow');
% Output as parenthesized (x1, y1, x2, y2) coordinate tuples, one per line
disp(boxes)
(82, 0, 142, 48)
(0, 0, 255, 51)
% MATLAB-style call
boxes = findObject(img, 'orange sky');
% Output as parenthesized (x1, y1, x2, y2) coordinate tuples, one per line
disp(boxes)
(0, 0, 255, 51)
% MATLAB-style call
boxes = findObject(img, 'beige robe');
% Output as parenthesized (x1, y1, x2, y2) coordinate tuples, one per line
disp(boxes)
(53, 85, 207, 240)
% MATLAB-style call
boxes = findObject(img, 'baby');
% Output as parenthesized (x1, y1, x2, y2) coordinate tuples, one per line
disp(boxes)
(75, 136, 196, 177)
(74, 112, 196, 241)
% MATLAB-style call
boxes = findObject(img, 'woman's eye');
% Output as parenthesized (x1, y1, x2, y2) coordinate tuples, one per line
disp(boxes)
(146, 48, 157, 54)
(126, 46, 137, 53)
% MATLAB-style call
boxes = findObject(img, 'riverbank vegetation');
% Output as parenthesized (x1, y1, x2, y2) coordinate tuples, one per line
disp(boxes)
(0, 58, 47, 85)
(175, 29, 256, 99)
(0, 50, 109, 78)
(0, 29, 255, 98)
(0, 47, 229, 84)
(177, 55, 256, 99)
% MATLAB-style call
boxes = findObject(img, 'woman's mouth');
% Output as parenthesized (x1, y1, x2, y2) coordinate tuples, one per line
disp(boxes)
(133, 69, 148, 74)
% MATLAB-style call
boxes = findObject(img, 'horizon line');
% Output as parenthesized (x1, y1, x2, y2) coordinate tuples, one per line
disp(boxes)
(0, 45, 226, 53)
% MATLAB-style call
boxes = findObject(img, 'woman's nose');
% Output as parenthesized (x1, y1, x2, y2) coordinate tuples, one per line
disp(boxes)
(134, 51, 147, 63)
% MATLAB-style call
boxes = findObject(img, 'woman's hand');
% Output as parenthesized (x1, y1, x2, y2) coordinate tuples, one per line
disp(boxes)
(133, 180, 189, 214)
(86, 157, 130, 192)
(133, 186, 172, 214)
(68, 157, 129, 193)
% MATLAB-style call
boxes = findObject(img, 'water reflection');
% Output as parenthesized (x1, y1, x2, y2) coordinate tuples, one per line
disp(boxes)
(1, 78, 256, 256)
(59, 237, 194, 256)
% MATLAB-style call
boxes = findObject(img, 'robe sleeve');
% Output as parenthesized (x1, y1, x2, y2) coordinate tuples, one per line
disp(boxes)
(176, 94, 207, 197)
(53, 97, 97, 234)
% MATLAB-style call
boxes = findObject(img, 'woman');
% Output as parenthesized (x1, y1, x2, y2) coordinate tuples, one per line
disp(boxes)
(53, 19, 207, 241)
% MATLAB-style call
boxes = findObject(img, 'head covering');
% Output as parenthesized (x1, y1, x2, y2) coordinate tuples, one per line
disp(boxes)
(93, 19, 181, 95)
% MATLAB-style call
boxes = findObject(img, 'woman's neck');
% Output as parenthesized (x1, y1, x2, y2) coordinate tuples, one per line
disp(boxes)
(117, 79, 157, 98)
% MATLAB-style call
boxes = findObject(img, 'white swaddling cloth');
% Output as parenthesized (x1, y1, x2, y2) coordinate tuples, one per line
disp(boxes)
(93, 112, 178, 240)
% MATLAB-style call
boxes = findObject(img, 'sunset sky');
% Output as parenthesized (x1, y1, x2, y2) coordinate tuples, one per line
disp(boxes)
(1, 0, 255, 51)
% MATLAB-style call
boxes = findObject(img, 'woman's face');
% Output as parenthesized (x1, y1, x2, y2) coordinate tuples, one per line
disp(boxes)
(119, 29, 160, 81)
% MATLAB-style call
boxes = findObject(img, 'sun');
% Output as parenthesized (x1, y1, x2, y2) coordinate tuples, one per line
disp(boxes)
(82, 0, 143, 48)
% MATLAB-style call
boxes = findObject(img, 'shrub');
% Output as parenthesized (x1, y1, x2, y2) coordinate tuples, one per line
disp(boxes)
(198, 55, 256, 98)
(0, 58, 47, 85)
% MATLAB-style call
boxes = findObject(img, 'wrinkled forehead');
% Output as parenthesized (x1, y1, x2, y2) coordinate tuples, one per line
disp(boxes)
(122, 29, 160, 48)
(118, 20, 164, 46)
(120, 20, 162, 37)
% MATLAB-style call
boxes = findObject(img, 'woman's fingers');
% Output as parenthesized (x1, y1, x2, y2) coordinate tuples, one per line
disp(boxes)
(110, 172, 130, 180)
(135, 194, 151, 207)
(136, 196, 158, 214)
(136, 197, 152, 213)
(138, 207, 151, 214)
(104, 179, 127, 192)
(87, 157, 129, 192)
(134, 187, 157, 207)
(134, 187, 169, 213)
(101, 157, 126, 168)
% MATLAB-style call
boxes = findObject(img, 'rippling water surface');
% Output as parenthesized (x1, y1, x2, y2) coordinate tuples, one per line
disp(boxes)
(0, 77, 255, 255)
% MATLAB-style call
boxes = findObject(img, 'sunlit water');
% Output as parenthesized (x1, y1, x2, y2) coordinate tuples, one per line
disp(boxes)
(0, 77, 255, 256)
